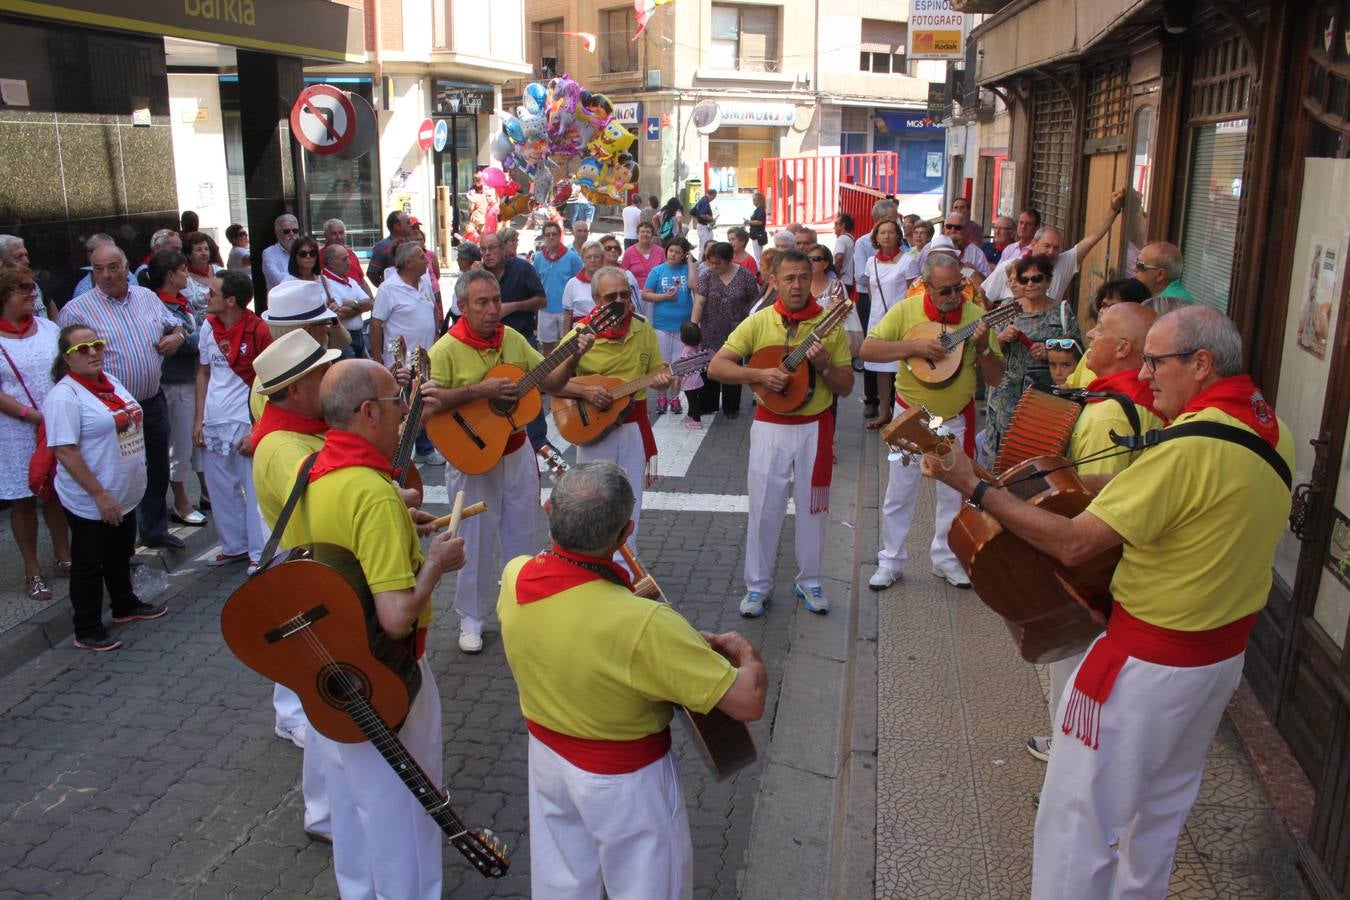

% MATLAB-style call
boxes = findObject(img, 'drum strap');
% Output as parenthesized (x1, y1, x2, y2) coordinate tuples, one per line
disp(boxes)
(1110, 422, 1291, 489)
(253, 452, 320, 575)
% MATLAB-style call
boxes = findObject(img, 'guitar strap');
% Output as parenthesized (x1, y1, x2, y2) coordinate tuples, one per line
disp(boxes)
(1110, 421, 1292, 489)
(252, 452, 319, 576)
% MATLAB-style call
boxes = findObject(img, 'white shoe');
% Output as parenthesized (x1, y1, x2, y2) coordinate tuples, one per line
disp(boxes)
(868, 566, 900, 591)
(458, 630, 483, 654)
(932, 562, 971, 588)
(1026, 735, 1052, 762)
(274, 722, 306, 749)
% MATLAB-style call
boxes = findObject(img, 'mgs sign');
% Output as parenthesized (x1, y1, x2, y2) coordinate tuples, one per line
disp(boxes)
(909, 0, 964, 60)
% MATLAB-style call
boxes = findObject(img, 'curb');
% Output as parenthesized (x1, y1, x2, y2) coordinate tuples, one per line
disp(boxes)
(0, 517, 221, 681)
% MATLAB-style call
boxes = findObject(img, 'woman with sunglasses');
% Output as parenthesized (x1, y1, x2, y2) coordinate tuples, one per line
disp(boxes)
(982, 254, 1082, 462)
(862, 219, 907, 428)
(286, 235, 323, 283)
(600, 235, 644, 315)
(0, 263, 70, 602)
(46, 324, 166, 651)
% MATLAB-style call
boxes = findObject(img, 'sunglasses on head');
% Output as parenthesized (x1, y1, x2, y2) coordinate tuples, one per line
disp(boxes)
(1045, 338, 1082, 353)
(65, 339, 106, 355)
(1016, 274, 1047, 285)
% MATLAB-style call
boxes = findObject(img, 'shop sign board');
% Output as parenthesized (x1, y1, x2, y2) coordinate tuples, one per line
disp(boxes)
(716, 102, 796, 128)
(612, 101, 642, 125)
(910, 0, 965, 60)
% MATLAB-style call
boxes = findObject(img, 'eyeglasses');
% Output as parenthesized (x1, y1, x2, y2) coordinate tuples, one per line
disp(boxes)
(1142, 350, 1197, 372)
(281, 228, 300, 235)
(296, 250, 317, 258)
(352, 393, 406, 414)
(1045, 338, 1082, 353)
(931, 284, 961, 296)
(11, 282, 37, 293)
(65, 339, 107, 355)
(597, 290, 628, 302)
(1016, 274, 1048, 285)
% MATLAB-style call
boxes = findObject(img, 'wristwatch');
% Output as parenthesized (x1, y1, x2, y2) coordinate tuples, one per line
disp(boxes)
(970, 479, 993, 510)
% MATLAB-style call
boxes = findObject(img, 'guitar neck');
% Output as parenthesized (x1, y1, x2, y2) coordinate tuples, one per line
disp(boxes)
(393, 381, 426, 478)
(609, 368, 669, 401)
(784, 303, 849, 369)
(519, 328, 586, 394)
(941, 304, 1018, 348)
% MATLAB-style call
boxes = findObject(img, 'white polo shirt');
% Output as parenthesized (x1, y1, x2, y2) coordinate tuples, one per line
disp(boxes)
(373, 272, 437, 364)
(323, 272, 369, 332)
(982, 246, 1081, 304)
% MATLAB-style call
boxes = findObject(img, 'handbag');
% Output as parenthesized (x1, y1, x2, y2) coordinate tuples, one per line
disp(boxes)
(0, 341, 57, 501)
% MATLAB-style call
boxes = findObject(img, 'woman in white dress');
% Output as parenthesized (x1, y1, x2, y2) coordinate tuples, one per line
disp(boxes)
(0, 264, 70, 601)
(863, 219, 908, 429)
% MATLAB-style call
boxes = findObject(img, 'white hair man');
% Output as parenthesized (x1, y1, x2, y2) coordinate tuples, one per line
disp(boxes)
(322, 243, 373, 359)
(262, 213, 301, 289)
(982, 190, 1125, 304)
(0, 235, 54, 318)
(370, 241, 440, 464)
(322, 217, 373, 302)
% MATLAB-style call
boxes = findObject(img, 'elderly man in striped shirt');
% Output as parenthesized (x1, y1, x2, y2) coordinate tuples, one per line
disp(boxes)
(59, 242, 189, 550)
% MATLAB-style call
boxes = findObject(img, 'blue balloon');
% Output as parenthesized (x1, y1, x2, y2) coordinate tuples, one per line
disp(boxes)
(523, 82, 548, 116)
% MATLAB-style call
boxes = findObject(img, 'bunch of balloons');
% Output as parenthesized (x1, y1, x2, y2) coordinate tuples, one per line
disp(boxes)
(489, 75, 639, 218)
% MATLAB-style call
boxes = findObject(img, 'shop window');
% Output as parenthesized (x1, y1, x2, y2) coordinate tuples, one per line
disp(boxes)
(710, 5, 780, 73)
(1178, 119, 1248, 312)
(707, 126, 773, 193)
(600, 8, 637, 74)
(859, 19, 905, 74)
(536, 19, 561, 79)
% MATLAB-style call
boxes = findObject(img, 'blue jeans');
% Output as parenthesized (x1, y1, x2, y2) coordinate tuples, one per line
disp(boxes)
(342, 328, 367, 360)
(571, 201, 595, 226)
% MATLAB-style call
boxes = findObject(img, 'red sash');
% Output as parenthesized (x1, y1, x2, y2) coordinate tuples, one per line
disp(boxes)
(623, 401, 659, 486)
(922, 292, 962, 325)
(308, 429, 393, 482)
(1062, 603, 1254, 750)
(752, 407, 834, 513)
(250, 403, 328, 453)
(156, 289, 191, 314)
(68, 371, 128, 414)
(582, 305, 632, 340)
(773, 296, 822, 323)
(0, 316, 33, 336)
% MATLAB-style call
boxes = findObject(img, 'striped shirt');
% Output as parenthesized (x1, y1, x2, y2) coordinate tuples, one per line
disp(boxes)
(59, 285, 180, 401)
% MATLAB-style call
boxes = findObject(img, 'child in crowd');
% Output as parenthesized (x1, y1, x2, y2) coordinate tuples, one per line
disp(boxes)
(679, 321, 706, 429)
(1046, 337, 1083, 387)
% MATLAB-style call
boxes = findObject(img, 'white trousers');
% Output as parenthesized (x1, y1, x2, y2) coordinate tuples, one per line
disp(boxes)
(528, 737, 693, 900)
(162, 381, 201, 482)
(446, 443, 539, 635)
(271, 684, 331, 836)
(1032, 646, 1245, 900)
(696, 224, 713, 254)
(315, 656, 443, 900)
(203, 446, 265, 561)
(575, 420, 645, 550)
(744, 419, 826, 595)
(878, 412, 965, 572)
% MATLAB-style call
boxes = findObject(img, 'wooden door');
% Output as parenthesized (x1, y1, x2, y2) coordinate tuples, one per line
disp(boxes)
(1075, 151, 1128, 322)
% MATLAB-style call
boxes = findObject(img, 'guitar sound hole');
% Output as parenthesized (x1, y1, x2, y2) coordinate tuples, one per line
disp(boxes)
(316, 662, 372, 708)
(488, 399, 517, 417)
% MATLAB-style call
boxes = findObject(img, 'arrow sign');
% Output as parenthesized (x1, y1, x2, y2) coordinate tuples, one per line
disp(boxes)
(433, 119, 449, 152)
(645, 116, 661, 141)
(290, 84, 357, 156)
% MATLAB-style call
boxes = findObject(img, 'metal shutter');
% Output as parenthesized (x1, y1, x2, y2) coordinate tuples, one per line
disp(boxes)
(1028, 77, 1075, 229)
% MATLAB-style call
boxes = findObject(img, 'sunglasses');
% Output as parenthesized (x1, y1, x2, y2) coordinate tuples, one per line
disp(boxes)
(12, 282, 37, 293)
(1045, 338, 1082, 353)
(281, 228, 300, 235)
(931, 284, 961, 296)
(943, 223, 963, 230)
(597, 290, 628, 302)
(65, 339, 106, 355)
(296, 250, 317, 258)
(1016, 274, 1048, 285)
(1133, 261, 1163, 272)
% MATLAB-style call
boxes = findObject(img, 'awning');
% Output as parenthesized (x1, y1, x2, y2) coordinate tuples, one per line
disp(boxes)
(971, 0, 1155, 83)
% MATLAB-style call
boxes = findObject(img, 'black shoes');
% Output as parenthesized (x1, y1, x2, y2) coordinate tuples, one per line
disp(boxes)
(143, 534, 186, 550)
(111, 602, 168, 623)
(73, 630, 123, 652)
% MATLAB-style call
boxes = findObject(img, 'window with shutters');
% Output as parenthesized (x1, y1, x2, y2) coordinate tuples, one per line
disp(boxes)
(600, 8, 638, 73)
(859, 19, 906, 74)
(536, 19, 561, 79)
(1027, 77, 1076, 230)
(709, 5, 780, 72)
(1085, 61, 1129, 153)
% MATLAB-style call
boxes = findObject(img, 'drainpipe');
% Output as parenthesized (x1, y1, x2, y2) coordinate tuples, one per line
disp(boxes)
(369, 0, 383, 109)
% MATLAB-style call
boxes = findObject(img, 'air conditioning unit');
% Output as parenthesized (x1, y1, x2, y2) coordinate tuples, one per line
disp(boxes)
(646, 68, 662, 88)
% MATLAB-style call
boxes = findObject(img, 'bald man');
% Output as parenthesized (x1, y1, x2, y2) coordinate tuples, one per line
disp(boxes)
(1131, 241, 1194, 303)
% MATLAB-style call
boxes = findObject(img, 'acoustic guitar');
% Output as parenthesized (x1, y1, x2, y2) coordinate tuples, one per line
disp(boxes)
(537, 444, 759, 780)
(220, 543, 510, 877)
(391, 339, 429, 495)
(902, 301, 1020, 385)
(425, 302, 626, 474)
(552, 350, 711, 446)
(882, 406, 1117, 664)
(747, 286, 854, 414)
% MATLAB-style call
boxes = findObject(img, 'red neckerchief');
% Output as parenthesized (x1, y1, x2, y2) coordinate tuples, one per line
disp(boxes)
(874, 248, 901, 263)
(448, 315, 504, 350)
(308, 429, 393, 482)
(208, 310, 268, 386)
(774, 296, 823, 324)
(576, 270, 593, 283)
(1177, 374, 1280, 448)
(993, 241, 1009, 253)
(188, 263, 213, 278)
(583, 304, 632, 339)
(0, 316, 34, 336)
(68, 371, 128, 414)
(156, 288, 191, 313)
(922, 291, 963, 325)
(541, 243, 568, 262)
(1086, 370, 1160, 417)
(514, 542, 634, 604)
(250, 402, 328, 453)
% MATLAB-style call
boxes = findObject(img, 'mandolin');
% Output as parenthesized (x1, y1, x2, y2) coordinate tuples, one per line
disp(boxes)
(537, 444, 759, 780)
(220, 544, 510, 877)
(425, 302, 626, 474)
(552, 351, 711, 446)
(902, 301, 1020, 385)
(882, 406, 1117, 664)
(391, 339, 429, 494)
(747, 285, 854, 414)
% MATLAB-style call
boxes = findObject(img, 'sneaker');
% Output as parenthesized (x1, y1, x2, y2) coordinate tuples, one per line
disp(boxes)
(458, 630, 483, 654)
(275, 723, 307, 749)
(73, 630, 122, 652)
(111, 602, 167, 623)
(684, 417, 702, 430)
(656, 397, 668, 415)
(1026, 735, 1052, 763)
(868, 566, 900, 591)
(794, 584, 830, 615)
(932, 562, 972, 589)
(670, 397, 683, 415)
(209, 552, 248, 567)
(415, 449, 446, 466)
(738, 591, 771, 618)
(245, 562, 262, 577)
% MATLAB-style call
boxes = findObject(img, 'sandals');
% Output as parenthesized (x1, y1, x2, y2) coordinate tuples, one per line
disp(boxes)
(866, 409, 893, 431)
(27, 575, 52, 602)
(52, 560, 72, 578)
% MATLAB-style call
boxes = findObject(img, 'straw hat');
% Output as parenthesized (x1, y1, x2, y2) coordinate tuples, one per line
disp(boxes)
(253, 329, 341, 395)
(261, 279, 336, 325)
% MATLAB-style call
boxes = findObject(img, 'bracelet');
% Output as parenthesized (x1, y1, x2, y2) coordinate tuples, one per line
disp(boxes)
(970, 479, 993, 510)
(18, 405, 30, 420)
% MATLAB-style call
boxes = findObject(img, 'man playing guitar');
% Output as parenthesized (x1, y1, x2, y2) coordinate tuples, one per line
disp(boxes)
(860, 252, 1000, 591)
(497, 460, 766, 899)
(921, 306, 1293, 899)
(707, 249, 854, 618)
(290, 359, 466, 899)
(563, 266, 673, 549)
(420, 269, 593, 654)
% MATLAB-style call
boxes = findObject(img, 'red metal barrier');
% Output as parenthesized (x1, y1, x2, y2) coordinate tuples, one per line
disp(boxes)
(755, 152, 898, 228)
(838, 183, 890, 239)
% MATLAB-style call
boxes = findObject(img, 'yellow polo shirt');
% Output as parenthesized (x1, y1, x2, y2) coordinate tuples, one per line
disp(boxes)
(722, 306, 852, 417)
(868, 295, 996, 420)
(253, 429, 326, 543)
(572, 316, 664, 400)
(497, 555, 737, 739)
(1065, 355, 1097, 389)
(1087, 407, 1294, 630)
(427, 326, 544, 436)
(1068, 398, 1164, 478)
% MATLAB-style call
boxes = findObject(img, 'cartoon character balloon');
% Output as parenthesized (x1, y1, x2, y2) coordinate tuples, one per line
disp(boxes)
(522, 81, 548, 116)
(574, 157, 602, 191)
(499, 110, 525, 144)
(546, 76, 582, 139)
(588, 119, 636, 160)
(489, 130, 514, 163)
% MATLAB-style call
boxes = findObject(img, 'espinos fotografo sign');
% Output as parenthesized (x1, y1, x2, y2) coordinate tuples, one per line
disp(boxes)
(909, 0, 965, 60)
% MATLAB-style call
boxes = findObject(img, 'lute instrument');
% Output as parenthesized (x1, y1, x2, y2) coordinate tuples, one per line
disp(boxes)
(882, 405, 1117, 664)
(748, 283, 853, 415)
(425, 302, 626, 474)
(220, 541, 510, 877)
(537, 444, 759, 779)
(902, 301, 1019, 385)
(552, 350, 711, 446)
(391, 338, 429, 494)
